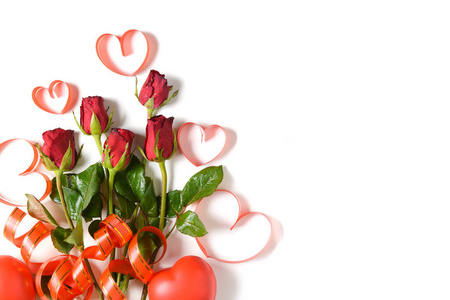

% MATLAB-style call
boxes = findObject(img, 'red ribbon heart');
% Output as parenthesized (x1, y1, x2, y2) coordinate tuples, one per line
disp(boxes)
(32, 80, 74, 114)
(147, 256, 216, 300)
(0, 139, 51, 206)
(195, 189, 273, 263)
(96, 29, 151, 76)
(177, 122, 227, 167)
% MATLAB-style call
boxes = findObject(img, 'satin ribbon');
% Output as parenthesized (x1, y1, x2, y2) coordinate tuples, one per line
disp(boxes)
(0, 139, 51, 207)
(4, 208, 167, 300)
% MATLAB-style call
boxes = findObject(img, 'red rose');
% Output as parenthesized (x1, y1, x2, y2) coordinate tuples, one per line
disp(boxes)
(144, 115, 175, 161)
(103, 128, 135, 170)
(80, 96, 110, 135)
(41, 128, 77, 171)
(139, 70, 172, 109)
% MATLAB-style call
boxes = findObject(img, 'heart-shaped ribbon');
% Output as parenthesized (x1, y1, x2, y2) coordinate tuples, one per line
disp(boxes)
(32, 80, 74, 114)
(0, 139, 51, 206)
(96, 29, 151, 76)
(195, 189, 273, 263)
(177, 122, 227, 167)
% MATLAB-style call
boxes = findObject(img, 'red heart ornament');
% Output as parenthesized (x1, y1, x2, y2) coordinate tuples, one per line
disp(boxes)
(96, 29, 151, 76)
(32, 80, 73, 114)
(177, 122, 227, 167)
(147, 256, 216, 300)
(0, 255, 36, 300)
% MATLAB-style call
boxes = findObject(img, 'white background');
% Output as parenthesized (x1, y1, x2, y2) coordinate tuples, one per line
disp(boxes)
(0, 1, 450, 299)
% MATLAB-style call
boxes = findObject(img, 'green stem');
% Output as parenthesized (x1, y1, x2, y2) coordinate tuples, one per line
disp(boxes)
(108, 169, 117, 215)
(55, 170, 75, 230)
(166, 208, 186, 239)
(147, 108, 154, 119)
(82, 256, 105, 300)
(108, 168, 117, 262)
(141, 284, 148, 300)
(93, 134, 103, 157)
(158, 161, 167, 231)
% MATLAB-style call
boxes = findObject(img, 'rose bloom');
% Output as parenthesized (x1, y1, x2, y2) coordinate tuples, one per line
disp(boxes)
(80, 96, 109, 135)
(139, 70, 172, 108)
(42, 128, 77, 170)
(103, 128, 135, 169)
(144, 115, 175, 161)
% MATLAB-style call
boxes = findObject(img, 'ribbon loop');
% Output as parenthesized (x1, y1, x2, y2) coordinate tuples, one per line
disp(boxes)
(3, 208, 52, 274)
(127, 226, 168, 283)
(4, 208, 169, 300)
(72, 214, 133, 294)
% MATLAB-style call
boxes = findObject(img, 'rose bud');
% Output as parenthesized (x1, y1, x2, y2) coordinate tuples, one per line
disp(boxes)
(141, 115, 176, 162)
(75, 96, 112, 136)
(37, 128, 78, 172)
(138, 70, 178, 117)
(102, 128, 135, 171)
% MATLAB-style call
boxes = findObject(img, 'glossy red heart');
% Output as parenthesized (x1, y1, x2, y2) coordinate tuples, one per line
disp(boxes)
(147, 256, 216, 300)
(0, 255, 36, 300)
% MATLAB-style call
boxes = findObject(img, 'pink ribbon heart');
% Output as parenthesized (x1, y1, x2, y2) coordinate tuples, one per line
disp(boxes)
(32, 80, 73, 114)
(195, 189, 273, 263)
(0, 139, 51, 206)
(96, 29, 152, 76)
(177, 122, 227, 167)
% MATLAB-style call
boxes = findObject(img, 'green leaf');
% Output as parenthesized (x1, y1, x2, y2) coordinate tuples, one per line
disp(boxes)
(51, 227, 74, 254)
(137, 232, 159, 263)
(62, 186, 83, 221)
(176, 210, 208, 237)
(51, 163, 105, 222)
(114, 156, 156, 214)
(50, 174, 76, 204)
(50, 173, 80, 203)
(72, 162, 105, 210)
(88, 220, 101, 240)
(114, 193, 137, 220)
(181, 166, 223, 206)
(146, 215, 161, 228)
(64, 219, 84, 248)
(82, 194, 103, 222)
(50, 177, 60, 203)
(166, 190, 182, 218)
(26, 194, 59, 226)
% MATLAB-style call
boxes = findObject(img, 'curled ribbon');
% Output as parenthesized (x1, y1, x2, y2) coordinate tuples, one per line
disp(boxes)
(0, 139, 51, 206)
(195, 189, 273, 264)
(4, 208, 168, 300)
(32, 80, 74, 115)
(99, 226, 168, 299)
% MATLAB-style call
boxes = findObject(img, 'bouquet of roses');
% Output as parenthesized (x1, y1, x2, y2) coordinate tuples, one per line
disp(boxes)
(3, 69, 222, 300)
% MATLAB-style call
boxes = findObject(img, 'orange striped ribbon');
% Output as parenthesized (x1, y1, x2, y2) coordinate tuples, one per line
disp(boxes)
(4, 208, 167, 300)
(99, 226, 168, 300)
